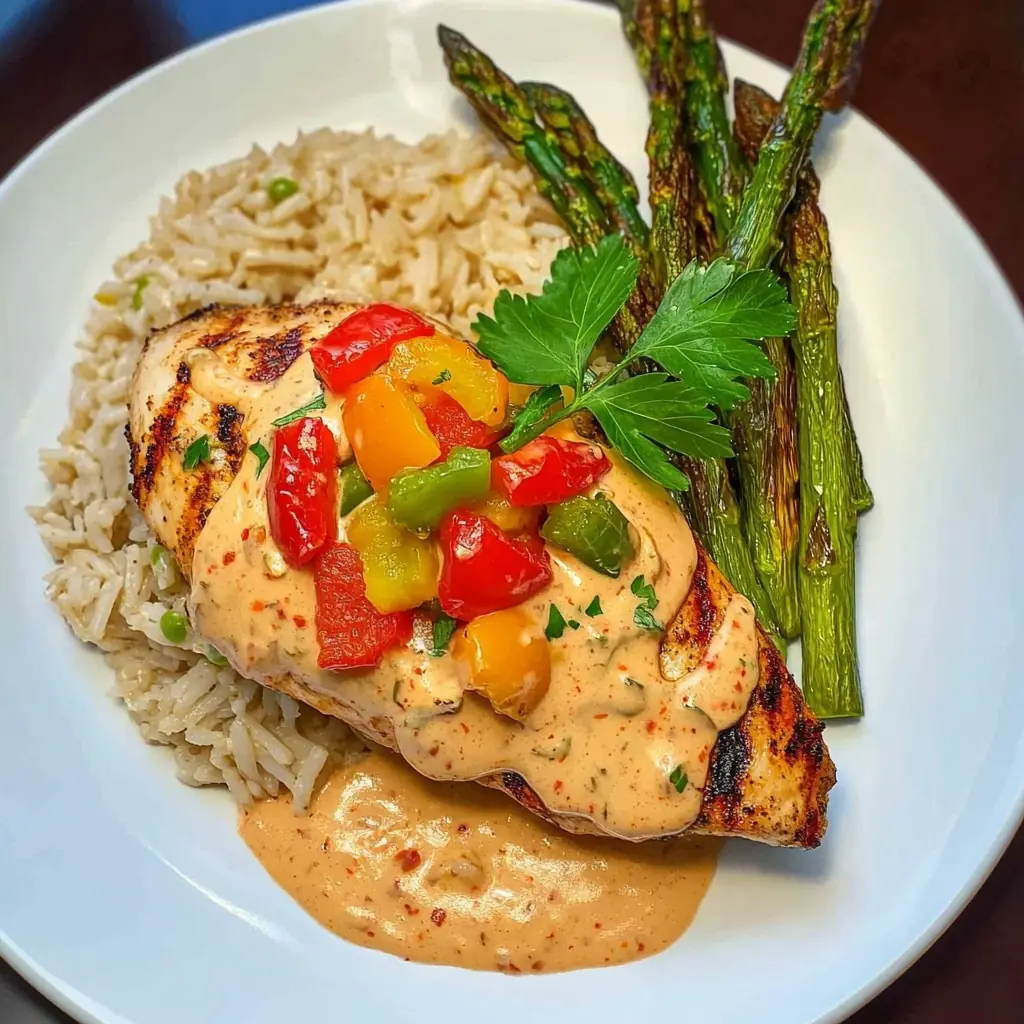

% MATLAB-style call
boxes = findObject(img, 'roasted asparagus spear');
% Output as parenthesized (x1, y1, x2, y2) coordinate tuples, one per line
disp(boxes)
(521, 81, 650, 249)
(726, 0, 880, 270)
(736, 79, 867, 718)
(731, 91, 802, 638)
(618, 0, 784, 637)
(677, 0, 744, 242)
(437, 24, 655, 346)
(734, 79, 872, 513)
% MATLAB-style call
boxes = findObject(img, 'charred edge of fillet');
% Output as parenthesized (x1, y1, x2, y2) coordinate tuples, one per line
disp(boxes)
(130, 362, 191, 506)
(175, 468, 213, 572)
(500, 771, 553, 819)
(701, 726, 751, 802)
(246, 326, 306, 382)
(662, 550, 727, 677)
(215, 404, 247, 470)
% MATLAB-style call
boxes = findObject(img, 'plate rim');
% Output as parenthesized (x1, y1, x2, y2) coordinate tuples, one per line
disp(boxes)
(2, 2, 1023, 1023)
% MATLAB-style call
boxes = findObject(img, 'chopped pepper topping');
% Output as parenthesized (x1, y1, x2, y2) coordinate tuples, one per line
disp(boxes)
(387, 445, 491, 531)
(540, 494, 635, 578)
(347, 499, 439, 614)
(438, 510, 551, 620)
(338, 461, 374, 516)
(311, 304, 433, 393)
(343, 373, 440, 491)
(267, 417, 338, 568)
(491, 435, 611, 506)
(420, 392, 502, 458)
(314, 543, 414, 670)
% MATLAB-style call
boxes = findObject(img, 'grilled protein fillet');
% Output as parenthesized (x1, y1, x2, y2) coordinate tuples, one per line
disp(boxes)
(128, 302, 836, 848)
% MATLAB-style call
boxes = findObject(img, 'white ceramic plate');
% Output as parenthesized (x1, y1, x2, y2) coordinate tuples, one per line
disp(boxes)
(2, 1, 1023, 1021)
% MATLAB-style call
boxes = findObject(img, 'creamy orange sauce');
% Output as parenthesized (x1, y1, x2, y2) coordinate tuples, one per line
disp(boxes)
(186, 340, 761, 840)
(240, 749, 720, 973)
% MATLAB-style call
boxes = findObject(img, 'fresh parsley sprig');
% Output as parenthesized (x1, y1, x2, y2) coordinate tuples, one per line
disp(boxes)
(475, 235, 795, 489)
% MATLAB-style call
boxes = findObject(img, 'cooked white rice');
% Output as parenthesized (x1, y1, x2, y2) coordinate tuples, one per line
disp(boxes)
(29, 127, 567, 811)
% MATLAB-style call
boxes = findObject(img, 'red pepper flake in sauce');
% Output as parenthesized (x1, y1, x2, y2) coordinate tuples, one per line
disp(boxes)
(404, 904, 421, 916)
(394, 848, 422, 872)
(731, 618, 741, 630)
(254, 526, 267, 544)
(241, 528, 250, 541)
(553, 780, 564, 793)
(593, 713, 608, 720)
(430, 908, 447, 927)
(293, 614, 307, 628)
(531, 961, 544, 972)
(638, 941, 646, 952)
(645, 720, 657, 734)
(320, 837, 331, 853)
(251, 600, 264, 612)
(706, 658, 717, 670)
(457, 823, 468, 834)
(428, 745, 440, 757)
(277, 608, 287, 621)
(222, 550, 236, 566)
(459, 722, 470, 734)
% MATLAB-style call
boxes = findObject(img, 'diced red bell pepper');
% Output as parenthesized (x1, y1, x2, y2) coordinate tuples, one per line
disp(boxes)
(490, 435, 611, 507)
(314, 543, 414, 670)
(310, 304, 433, 393)
(421, 392, 502, 459)
(438, 510, 552, 620)
(267, 417, 338, 568)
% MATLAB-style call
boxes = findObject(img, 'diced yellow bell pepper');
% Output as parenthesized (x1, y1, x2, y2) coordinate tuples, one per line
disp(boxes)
(388, 333, 508, 427)
(343, 373, 441, 492)
(453, 608, 550, 721)
(468, 492, 541, 534)
(347, 498, 438, 614)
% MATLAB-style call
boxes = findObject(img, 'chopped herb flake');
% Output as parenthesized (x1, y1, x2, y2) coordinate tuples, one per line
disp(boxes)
(249, 440, 270, 477)
(183, 434, 211, 471)
(429, 614, 458, 657)
(631, 574, 658, 609)
(585, 595, 603, 617)
(634, 604, 663, 633)
(431, 368, 452, 385)
(272, 390, 326, 427)
(669, 765, 688, 793)
(545, 604, 568, 640)
(568, 619, 580, 630)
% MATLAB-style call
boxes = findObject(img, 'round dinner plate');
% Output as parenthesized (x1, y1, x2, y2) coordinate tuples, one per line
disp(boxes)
(2, 1, 1023, 1022)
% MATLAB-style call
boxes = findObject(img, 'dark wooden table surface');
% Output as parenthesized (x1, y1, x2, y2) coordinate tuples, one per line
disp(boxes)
(1, 1, 1022, 1021)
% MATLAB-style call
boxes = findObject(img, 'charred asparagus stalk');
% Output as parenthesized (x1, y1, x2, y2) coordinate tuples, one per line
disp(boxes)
(678, 0, 744, 242)
(736, 79, 866, 717)
(521, 81, 650, 248)
(726, 0, 880, 270)
(437, 25, 655, 345)
(735, 79, 872, 512)
(618, 0, 783, 637)
(786, 168, 864, 717)
(731, 90, 802, 638)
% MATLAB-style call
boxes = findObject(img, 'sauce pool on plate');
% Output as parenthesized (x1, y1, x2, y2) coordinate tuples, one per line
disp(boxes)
(240, 749, 721, 973)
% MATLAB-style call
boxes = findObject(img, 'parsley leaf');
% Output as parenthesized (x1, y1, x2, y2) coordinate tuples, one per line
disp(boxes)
(429, 614, 458, 657)
(545, 604, 568, 640)
(568, 619, 581, 630)
(634, 605, 664, 632)
(475, 234, 638, 392)
(669, 765, 689, 793)
(272, 390, 326, 427)
(500, 384, 564, 453)
(585, 596, 602, 617)
(432, 368, 452, 385)
(183, 434, 210, 471)
(631, 575, 663, 632)
(630, 259, 789, 410)
(249, 440, 270, 478)
(476, 238, 794, 490)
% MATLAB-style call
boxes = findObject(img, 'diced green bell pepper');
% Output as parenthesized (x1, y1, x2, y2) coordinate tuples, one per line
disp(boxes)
(387, 446, 491, 531)
(339, 461, 374, 516)
(540, 493, 635, 577)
